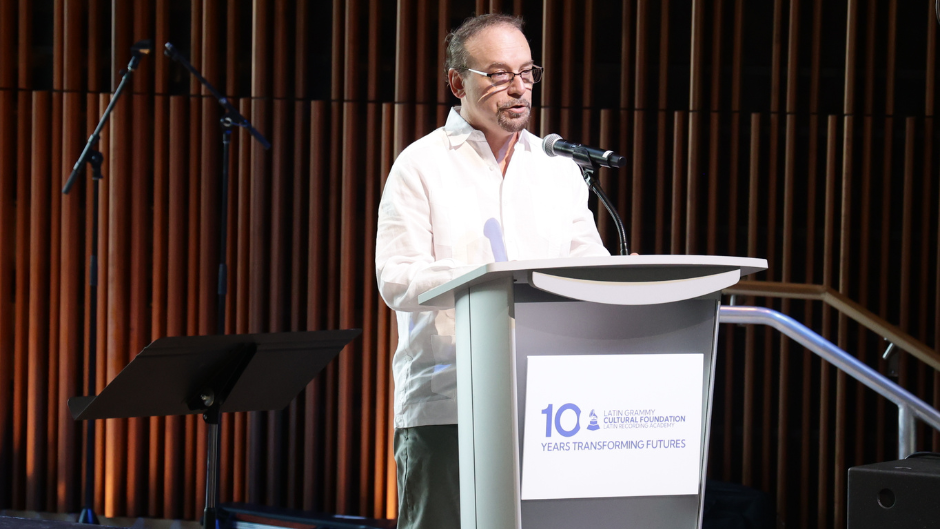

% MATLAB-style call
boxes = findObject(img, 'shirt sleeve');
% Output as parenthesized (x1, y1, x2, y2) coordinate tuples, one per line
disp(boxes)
(566, 163, 613, 258)
(375, 154, 475, 312)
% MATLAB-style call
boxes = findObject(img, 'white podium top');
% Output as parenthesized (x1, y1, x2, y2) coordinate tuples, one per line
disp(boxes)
(418, 254, 768, 307)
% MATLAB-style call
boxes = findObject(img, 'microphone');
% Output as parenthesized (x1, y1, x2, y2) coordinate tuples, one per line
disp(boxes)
(542, 133, 625, 169)
(128, 40, 152, 71)
(163, 42, 181, 61)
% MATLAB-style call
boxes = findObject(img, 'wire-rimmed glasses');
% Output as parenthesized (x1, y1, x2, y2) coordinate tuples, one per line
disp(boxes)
(462, 65, 544, 85)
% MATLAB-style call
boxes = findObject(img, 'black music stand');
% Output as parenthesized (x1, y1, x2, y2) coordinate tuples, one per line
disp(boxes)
(68, 330, 361, 529)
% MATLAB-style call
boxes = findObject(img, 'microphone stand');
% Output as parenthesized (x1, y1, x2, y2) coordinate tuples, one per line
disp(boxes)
(571, 146, 629, 255)
(63, 41, 151, 526)
(163, 42, 270, 529)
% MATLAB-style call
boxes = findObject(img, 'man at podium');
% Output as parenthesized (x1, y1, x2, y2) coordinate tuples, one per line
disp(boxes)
(375, 13, 609, 529)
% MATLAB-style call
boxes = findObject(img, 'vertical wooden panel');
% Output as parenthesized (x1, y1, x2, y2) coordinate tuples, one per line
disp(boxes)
(26, 90, 51, 512)
(580, 0, 594, 145)
(671, 111, 686, 255)
(323, 1, 345, 512)
(358, 101, 379, 515)
(163, 96, 188, 520)
(596, 110, 614, 246)
(17, 0, 30, 90)
(46, 90, 62, 514)
(877, 0, 899, 469)
(819, 115, 840, 529)
(836, 20, 860, 526)
(617, 6, 634, 245)
(304, 100, 329, 513)
(801, 0, 823, 521)
(539, 0, 556, 133)
(247, 0, 272, 507)
(435, 0, 448, 126)
(265, 1, 292, 506)
(233, 98, 253, 504)
(12, 88, 31, 511)
(631, 0, 649, 250)
(684, 0, 705, 255)
(619, 0, 633, 112)
(373, 102, 395, 520)
(125, 92, 151, 518)
(148, 99, 165, 517)
(0, 87, 15, 511)
(773, 0, 801, 512)
(742, 113, 760, 487)
(91, 93, 109, 517)
(0, 0, 15, 88)
(932, 0, 940, 456)
(853, 0, 877, 473)
(285, 97, 309, 509)
(149, 94, 169, 517)
(335, 0, 363, 513)
(182, 90, 201, 517)
(87, 0, 101, 93)
(720, 0, 744, 486)
(57, 89, 83, 514)
(104, 87, 131, 519)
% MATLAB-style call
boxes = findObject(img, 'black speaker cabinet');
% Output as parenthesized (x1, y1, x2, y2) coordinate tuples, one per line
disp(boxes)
(848, 457, 940, 529)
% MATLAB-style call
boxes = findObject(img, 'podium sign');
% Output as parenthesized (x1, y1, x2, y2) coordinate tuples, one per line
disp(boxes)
(521, 353, 704, 500)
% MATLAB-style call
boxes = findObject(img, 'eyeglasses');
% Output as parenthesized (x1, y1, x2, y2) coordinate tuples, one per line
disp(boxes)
(463, 65, 544, 85)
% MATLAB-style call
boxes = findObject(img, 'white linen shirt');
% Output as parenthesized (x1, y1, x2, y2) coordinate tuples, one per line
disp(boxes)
(375, 108, 610, 429)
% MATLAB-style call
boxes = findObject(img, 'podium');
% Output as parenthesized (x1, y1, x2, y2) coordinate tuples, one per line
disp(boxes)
(418, 255, 767, 529)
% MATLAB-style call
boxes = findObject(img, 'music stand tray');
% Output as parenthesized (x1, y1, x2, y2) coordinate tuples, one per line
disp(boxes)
(68, 330, 361, 529)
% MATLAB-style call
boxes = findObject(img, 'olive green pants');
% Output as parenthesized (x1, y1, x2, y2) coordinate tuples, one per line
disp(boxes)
(394, 425, 460, 529)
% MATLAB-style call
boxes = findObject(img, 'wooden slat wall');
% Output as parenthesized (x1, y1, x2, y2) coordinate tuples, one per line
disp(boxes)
(1, 1, 940, 527)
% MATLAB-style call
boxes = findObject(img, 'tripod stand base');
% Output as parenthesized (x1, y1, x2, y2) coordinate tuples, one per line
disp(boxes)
(77, 508, 98, 525)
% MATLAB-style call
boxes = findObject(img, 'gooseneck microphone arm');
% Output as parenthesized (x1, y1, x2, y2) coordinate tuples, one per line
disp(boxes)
(572, 147, 629, 255)
(543, 134, 629, 255)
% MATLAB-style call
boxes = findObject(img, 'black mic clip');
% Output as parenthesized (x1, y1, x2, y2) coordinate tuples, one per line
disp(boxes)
(128, 39, 153, 71)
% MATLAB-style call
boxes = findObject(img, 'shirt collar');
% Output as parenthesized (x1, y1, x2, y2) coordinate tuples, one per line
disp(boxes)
(444, 106, 535, 153)
(444, 107, 483, 147)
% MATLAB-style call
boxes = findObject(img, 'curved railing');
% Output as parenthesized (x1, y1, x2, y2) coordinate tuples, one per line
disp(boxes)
(719, 305, 940, 459)
(724, 280, 940, 371)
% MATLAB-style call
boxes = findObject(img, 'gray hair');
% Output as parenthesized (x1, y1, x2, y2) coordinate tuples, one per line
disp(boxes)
(443, 13, 525, 87)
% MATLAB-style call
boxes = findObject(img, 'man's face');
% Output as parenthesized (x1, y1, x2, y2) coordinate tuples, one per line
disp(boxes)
(453, 24, 534, 138)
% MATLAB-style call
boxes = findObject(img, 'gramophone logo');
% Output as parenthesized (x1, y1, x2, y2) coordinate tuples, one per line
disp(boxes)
(586, 409, 600, 431)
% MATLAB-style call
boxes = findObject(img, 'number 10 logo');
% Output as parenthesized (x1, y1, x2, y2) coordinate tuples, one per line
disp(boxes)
(541, 403, 581, 437)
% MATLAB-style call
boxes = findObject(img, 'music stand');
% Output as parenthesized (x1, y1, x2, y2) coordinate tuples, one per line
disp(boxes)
(68, 330, 361, 529)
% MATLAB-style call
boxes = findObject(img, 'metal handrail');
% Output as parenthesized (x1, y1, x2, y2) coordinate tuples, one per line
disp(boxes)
(723, 280, 940, 372)
(719, 305, 940, 459)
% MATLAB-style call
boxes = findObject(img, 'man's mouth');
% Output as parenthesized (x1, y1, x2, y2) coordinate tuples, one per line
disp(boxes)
(500, 100, 531, 116)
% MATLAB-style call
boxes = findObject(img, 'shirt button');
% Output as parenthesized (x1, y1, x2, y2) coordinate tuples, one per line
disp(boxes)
(489, 166, 495, 171)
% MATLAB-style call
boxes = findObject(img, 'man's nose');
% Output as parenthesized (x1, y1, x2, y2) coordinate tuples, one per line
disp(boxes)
(507, 74, 527, 96)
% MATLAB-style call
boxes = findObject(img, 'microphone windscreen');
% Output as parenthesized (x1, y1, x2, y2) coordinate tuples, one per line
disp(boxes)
(542, 133, 562, 157)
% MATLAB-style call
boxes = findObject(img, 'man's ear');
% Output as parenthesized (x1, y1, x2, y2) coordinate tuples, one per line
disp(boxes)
(448, 69, 465, 99)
